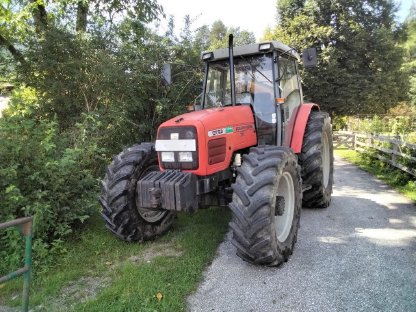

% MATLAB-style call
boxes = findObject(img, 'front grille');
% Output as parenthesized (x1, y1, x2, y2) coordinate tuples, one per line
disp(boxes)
(157, 126, 198, 170)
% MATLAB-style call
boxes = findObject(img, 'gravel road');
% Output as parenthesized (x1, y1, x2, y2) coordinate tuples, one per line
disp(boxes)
(187, 156, 416, 312)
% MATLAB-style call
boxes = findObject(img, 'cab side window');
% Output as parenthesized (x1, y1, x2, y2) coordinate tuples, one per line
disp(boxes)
(278, 57, 301, 121)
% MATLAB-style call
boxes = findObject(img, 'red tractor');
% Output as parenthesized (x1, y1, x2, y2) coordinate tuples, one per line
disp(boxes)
(99, 36, 333, 266)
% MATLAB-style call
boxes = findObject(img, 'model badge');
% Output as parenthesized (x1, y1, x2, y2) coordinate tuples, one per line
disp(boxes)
(208, 126, 234, 137)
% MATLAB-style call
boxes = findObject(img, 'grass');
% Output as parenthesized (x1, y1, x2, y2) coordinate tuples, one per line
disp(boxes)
(0, 207, 231, 311)
(335, 149, 416, 202)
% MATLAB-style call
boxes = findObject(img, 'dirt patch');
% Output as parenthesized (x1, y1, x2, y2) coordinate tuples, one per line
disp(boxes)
(0, 305, 18, 312)
(32, 276, 111, 312)
(129, 243, 183, 263)
(0, 291, 20, 312)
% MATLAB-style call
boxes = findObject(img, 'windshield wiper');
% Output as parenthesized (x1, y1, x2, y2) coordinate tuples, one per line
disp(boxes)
(255, 68, 272, 84)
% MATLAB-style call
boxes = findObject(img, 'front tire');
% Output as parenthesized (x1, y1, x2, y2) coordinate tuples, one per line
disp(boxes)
(99, 143, 175, 242)
(299, 111, 334, 208)
(229, 146, 302, 266)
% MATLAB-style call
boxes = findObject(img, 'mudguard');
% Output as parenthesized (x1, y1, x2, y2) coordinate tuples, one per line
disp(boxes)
(290, 103, 320, 153)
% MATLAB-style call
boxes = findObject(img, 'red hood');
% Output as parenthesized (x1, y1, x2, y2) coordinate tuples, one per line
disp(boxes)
(161, 106, 254, 127)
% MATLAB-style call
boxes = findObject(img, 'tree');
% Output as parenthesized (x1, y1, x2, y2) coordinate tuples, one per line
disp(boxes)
(0, 0, 163, 59)
(0, 1, 203, 273)
(193, 20, 256, 50)
(210, 20, 227, 43)
(402, 3, 416, 106)
(277, 0, 305, 22)
(194, 25, 211, 51)
(265, 0, 407, 115)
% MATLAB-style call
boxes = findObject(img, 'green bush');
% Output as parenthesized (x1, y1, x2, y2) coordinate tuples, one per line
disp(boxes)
(0, 22, 205, 275)
(346, 114, 416, 136)
(0, 89, 100, 275)
(340, 112, 416, 187)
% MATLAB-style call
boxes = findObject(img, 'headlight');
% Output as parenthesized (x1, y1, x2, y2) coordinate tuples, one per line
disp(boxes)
(179, 152, 193, 162)
(259, 42, 272, 51)
(202, 52, 213, 60)
(161, 152, 175, 162)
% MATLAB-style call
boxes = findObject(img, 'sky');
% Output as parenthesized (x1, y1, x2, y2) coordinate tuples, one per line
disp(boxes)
(155, 0, 415, 41)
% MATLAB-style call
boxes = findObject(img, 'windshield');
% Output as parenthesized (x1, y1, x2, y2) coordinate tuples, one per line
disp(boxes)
(204, 54, 274, 108)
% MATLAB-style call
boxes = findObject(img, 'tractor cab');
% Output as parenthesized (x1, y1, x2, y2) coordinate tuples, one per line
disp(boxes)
(200, 42, 303, 146)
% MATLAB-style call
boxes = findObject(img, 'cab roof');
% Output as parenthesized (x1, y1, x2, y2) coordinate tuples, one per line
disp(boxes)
(201, 41, 300, 62)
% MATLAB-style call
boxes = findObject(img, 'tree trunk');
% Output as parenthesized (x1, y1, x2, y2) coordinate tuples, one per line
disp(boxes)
(0, 34, 26, 65)
(76, 1, 89, 33)
(30, 0, 48, 33)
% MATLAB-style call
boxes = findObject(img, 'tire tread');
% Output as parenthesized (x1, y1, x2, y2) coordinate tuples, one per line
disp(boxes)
(99, 143, 174, 242)
(229, 147, 302, 266)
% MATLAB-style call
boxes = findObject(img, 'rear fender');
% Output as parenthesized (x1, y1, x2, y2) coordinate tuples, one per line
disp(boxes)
(290, 103, 320, 153)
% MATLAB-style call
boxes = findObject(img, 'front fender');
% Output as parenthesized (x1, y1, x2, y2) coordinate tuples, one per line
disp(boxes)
(290, 103, 320, 153)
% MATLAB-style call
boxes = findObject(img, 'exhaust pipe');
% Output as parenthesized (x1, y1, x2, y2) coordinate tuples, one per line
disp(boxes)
(228, 34, 236, 106)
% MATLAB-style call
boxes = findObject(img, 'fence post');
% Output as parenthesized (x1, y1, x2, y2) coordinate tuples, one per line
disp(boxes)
(391, 135, 399, 165)
(0, 217, 33, 312)
(352, 133, 356, 150)
(21, 221, 33, 312)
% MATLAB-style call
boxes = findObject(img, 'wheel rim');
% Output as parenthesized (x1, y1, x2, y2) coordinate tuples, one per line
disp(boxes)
(137, 165, 167, 223)
(275, 172, 295, 242)
(322, 131, 330, 188)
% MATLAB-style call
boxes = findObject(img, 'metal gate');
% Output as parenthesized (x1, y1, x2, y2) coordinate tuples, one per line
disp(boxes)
(0, 217, 33, 312)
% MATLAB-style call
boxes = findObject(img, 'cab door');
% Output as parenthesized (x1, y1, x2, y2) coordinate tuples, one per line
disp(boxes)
(278, 56, 303, 147)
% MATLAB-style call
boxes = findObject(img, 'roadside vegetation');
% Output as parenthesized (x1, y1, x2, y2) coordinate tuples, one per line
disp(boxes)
(333, 103, 416, 143)
(333, 103, 416, 203)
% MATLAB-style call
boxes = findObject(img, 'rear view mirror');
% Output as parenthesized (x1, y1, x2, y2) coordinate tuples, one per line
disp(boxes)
(162, 63, 172, 85)
(302, 48, 318, 68)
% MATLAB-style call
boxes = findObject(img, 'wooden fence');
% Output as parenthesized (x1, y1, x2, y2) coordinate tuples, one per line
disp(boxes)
(333, 131, 416, 177)
(333, 131, 356, 149)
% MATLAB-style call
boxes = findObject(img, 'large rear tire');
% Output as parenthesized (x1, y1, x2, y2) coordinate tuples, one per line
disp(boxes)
(99, 143, 175, 242)
(299, 111, 334, 208)
(229, 146, 302, 266)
